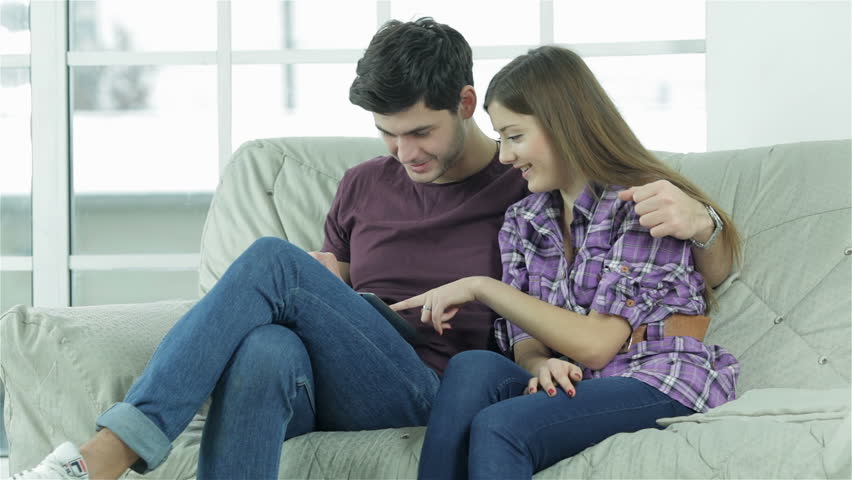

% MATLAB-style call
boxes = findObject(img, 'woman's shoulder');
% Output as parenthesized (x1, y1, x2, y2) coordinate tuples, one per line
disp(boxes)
(580, 184, 635, 224)
(506, 191, 557, 217)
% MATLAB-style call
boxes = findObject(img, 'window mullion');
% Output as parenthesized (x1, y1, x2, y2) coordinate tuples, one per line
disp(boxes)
(541, 0, 554, 44)
(377, 0, 391, 27)
(30, 0, 70, 307)
(218, 0, 232, 175)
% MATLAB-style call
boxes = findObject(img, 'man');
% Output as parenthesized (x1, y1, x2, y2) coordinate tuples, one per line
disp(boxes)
(14, 18, 731, 480)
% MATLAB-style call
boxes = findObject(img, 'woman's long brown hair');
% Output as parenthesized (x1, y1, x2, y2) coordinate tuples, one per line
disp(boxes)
(484, 46, 740, 311)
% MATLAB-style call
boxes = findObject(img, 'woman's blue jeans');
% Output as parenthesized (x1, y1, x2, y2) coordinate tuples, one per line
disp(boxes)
(95, 237, 440, 479)
(418, 350, 694, 480)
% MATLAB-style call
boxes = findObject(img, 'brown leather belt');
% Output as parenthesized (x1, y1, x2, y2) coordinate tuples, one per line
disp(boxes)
(620, 314, 711, 353)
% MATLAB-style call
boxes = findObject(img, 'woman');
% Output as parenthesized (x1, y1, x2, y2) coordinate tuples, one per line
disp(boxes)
(391, 46, 741, 480)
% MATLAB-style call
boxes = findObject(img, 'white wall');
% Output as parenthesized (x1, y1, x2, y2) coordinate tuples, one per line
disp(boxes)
(706, 0, 851, 150)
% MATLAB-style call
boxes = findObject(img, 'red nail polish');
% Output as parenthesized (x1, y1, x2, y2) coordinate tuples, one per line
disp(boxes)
(548, 388, 556, 396)
(568, 390, 575, 398)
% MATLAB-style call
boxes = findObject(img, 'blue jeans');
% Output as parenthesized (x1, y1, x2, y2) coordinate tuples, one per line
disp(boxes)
(96, 237, 440, 479)
(419, 350, 694, 480)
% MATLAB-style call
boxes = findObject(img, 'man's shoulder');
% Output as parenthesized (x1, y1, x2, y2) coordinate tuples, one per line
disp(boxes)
(345, 155, 399, 176)
(337, 155, 401, 190)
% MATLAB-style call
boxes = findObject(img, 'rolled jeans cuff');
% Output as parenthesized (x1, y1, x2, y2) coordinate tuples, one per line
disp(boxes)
(96, 402, 172, 474)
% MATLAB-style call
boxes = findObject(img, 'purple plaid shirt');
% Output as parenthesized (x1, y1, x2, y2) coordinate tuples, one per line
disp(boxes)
(494, 185, 739, 412)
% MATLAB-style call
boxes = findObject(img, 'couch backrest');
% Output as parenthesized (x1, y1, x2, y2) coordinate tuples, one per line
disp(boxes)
(198, 137, 386, 295)
(199, 137, 851, 394)
(658, 140, 851, 393)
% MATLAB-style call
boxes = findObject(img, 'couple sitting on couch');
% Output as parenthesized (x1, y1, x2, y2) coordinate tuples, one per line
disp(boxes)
(15, 18, 741, 480)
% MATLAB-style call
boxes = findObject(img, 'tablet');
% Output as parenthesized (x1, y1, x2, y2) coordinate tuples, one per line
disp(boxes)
(358, 292, 421, 345)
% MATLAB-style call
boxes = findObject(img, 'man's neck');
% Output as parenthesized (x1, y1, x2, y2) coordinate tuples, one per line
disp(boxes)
(449, 124, 499, 182)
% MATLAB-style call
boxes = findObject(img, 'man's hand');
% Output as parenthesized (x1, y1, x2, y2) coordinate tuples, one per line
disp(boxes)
(618, 180, 713, 241)
(308, 251, 343, 281)
(619, 180, 733, 287)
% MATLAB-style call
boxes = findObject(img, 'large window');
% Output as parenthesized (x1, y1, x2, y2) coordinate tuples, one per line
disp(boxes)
(0, 0, 31, 458)
(0, 0, 32, 313)
(0, 0, 707, 309)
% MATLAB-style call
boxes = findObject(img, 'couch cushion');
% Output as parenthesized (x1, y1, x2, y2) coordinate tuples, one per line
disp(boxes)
(4, 299, 849, 479)
(537, 387, 850, 479)
(0, 301, 195, 473)
(666, 141, 851, 393)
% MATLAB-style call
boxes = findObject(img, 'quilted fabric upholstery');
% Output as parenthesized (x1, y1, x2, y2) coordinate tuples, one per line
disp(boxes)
(657, 142, 851, 393)
(1, 301, 195, 473)
(2, 138, 850, 478)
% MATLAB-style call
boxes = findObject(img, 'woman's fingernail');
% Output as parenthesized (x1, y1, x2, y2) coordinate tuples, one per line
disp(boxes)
(568, 390, 575, 398)
(548, 388, 556, 396)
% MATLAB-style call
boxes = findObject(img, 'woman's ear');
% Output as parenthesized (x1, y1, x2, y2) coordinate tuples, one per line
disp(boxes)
(458, 85, 477, 120)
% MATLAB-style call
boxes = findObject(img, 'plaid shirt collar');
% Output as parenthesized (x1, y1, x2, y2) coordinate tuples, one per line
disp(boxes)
(524, 184, 600, 238)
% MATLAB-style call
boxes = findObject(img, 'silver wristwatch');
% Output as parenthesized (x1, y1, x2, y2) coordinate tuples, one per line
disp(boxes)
(690, 204, 724, 249)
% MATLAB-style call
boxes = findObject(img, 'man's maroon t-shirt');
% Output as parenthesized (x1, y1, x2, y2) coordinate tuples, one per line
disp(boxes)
(322, 153, 528, 374)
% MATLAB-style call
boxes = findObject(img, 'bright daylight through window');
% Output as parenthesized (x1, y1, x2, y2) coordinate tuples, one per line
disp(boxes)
(1, 0, 706, 305)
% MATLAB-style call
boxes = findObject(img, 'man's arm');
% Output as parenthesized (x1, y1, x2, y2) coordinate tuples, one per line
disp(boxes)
(337, 261, 351, 285)
(687, 210, 730, 289)
(618, 180, 732, 287)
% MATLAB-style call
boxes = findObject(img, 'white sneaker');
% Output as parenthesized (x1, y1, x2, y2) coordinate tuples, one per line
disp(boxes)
(11, 442, 90, 479)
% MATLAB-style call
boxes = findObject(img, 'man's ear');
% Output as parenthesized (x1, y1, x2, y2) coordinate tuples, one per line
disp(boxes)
(458, 85, 477, 120)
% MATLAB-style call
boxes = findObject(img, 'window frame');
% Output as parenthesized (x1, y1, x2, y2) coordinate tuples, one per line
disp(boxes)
(1, 0, 706, 307)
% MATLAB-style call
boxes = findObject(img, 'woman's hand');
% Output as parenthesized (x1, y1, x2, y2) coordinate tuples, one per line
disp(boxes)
(527, 357, 583, 398)
(390, 277, 487, 335)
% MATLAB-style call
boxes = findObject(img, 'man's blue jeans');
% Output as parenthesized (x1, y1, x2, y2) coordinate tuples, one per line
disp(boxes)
(96, 237, 440, 479)
(418, 350, 694, 480)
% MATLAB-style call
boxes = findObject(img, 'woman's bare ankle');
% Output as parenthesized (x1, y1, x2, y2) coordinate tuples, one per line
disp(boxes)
(79, 428, 140, 480)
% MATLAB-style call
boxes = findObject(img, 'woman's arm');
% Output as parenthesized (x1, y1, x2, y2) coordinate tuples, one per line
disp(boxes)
(513, 336, 553, 373)
(514, 338, 584, 397)
(391, 276, 630, 370)
(472, 277, 630, 370)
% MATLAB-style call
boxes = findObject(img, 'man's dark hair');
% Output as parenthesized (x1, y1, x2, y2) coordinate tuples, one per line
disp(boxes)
(349, 17, 474, 114)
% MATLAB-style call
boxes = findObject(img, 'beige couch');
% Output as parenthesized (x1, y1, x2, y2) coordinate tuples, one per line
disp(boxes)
(2, 137, 850, 479)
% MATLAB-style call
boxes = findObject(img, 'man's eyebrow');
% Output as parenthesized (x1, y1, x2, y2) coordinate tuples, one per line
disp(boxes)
(375, 124, 433, 136)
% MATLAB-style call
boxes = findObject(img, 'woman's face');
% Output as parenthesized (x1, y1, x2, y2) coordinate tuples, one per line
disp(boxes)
(488, 101, 571, 193)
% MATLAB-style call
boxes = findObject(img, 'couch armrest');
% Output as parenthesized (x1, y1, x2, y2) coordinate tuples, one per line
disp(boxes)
(0, 300, 194, 473)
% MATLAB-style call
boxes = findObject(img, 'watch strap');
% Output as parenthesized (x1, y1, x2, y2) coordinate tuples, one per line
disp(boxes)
(690, 204, 723, 249)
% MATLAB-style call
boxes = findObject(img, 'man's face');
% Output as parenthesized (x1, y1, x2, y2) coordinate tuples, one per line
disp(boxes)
(373, 100, 466, 184)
